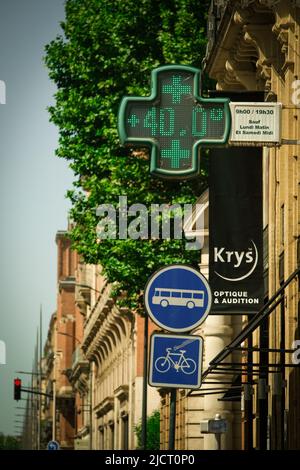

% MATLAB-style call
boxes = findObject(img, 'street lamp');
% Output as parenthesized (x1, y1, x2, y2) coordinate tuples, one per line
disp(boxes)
(15, 371, 46, 377)
(57, 331, 81, 344)
(75, 283, 101, 295)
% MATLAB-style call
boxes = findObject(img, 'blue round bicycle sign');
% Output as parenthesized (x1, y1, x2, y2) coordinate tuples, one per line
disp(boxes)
(144, 264, 212, 332)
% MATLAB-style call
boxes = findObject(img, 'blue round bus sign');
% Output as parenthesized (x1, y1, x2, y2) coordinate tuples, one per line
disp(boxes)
(144, 265, 212, 332)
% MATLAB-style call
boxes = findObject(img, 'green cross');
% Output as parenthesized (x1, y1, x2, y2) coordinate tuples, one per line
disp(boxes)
(162, 75, 192, 104)
(128, 114, 140, 127)
(118, 65, 231, 179)
(161, 140, 190, 169)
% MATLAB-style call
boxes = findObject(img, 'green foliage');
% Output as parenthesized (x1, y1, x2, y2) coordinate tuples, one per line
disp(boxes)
(0, 433, 21, 450)
(135, 410, 160, 450)
(45, 0, 210, 312)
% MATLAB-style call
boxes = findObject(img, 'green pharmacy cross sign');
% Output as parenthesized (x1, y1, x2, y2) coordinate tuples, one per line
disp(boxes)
(118, 65, 231, 179)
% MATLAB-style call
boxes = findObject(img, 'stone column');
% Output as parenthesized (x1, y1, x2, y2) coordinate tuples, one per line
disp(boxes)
(201, 245, 234, 450)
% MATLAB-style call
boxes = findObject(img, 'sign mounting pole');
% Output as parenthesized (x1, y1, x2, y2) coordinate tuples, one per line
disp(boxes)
(141, 314, 148, 450)
(145, 265, 210, 450)
(169, 389, 177, 450)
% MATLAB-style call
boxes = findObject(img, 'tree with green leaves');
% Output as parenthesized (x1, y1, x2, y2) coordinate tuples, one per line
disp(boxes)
(0, 433, 21, 450)
(46, 0, 210, 312)
(134, 410, 160, 450)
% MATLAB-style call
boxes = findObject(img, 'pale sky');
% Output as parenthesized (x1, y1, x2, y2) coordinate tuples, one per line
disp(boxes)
(0, 0, 73, 435)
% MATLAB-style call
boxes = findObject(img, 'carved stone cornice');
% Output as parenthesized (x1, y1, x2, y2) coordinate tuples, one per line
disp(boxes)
(57, 385, 74, 399)
(216, 68, 245, 90)
(95, 396, 114, 417)
(257, 0, 280, 8)
(82, 294, 134, 365)
(82, 283, 113, 347)
(227, 34, 259, 88)
(205, 0, 292, 92)
(114, 384, 129, 401)
(75, 285, 91, 317)
(235, 1, 274, 24)
(243, 24, 281, 89)
(59, 277, 75, 292)
(272, 16, 295, 72)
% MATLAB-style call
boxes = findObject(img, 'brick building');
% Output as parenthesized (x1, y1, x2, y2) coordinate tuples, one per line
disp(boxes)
(43, 230, 80, 449)
(42, 227, 160, 450)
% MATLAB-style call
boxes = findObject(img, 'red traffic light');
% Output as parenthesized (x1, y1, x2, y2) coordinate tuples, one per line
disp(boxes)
(14, 378, 22, 400)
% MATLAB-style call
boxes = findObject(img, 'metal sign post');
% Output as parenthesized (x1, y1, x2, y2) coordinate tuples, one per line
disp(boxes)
(169, 389, 177, 450)
(141, 314, 148, 450)
(145, 265, 211, 450)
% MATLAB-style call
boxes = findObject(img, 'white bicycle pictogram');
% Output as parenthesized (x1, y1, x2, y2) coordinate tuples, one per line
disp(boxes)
(154, 348, 197, 374)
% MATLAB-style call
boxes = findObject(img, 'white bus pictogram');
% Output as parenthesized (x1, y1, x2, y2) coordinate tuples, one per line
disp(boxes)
(152, 287, 204, 309)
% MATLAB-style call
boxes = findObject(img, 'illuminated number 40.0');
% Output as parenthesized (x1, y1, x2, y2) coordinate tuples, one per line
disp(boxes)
(143, 106, 224, 138)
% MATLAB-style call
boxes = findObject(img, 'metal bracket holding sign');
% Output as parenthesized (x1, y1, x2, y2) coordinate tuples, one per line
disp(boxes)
(118, 65, 231, 179)
(200, 416, 228, 434)
(200, 414, 228, 450)
(229, 102, 282, 145)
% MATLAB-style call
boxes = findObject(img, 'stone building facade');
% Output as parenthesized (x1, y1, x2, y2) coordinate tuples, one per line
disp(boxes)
(159, 0, 299, 450)
(203, 0, 300, 450)
(73, 262, 160, 450)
